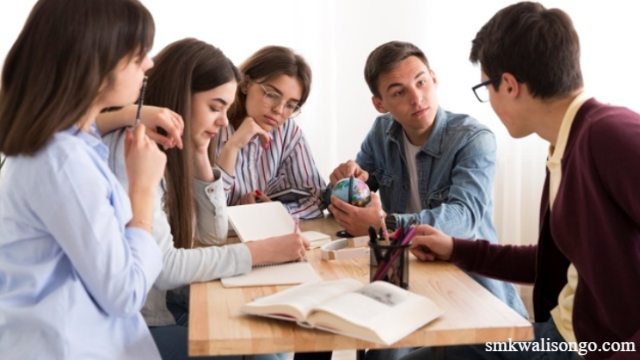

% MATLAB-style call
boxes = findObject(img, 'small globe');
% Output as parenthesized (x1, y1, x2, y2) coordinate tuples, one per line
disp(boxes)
(332, 177, 371, 207)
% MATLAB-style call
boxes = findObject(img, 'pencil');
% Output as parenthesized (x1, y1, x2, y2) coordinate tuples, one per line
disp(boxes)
(134, 76, 148, 128)
(379, 210, 390, 242)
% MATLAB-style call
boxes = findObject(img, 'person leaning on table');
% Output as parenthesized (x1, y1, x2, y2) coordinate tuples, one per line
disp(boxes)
(401, 2, 640, 360)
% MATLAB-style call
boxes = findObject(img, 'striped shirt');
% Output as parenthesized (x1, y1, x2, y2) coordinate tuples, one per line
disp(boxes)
(212, 118, 326, 219)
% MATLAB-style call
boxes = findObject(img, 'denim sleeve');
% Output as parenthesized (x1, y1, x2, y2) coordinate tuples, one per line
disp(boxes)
(397, 130, 497, 239)
(355, 126, 380, 193)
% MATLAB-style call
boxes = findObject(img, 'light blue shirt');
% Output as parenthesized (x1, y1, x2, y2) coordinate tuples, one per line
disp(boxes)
(0, 125, 163, 359)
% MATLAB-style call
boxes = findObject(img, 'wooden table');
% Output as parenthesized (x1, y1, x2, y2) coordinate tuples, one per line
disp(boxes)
(189, 216, 533, 356)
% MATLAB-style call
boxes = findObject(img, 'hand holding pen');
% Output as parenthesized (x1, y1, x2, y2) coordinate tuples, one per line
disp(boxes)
(409, 225, 454, 261)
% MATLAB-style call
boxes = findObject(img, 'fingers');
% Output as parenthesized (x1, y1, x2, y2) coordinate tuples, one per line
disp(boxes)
(329, 195, 353, 214)
(254, 190, 271, 202)
(238, 192, 257, 205)
(369, 192, 381, 207)
(345, 160, 360, 176)
(331, 161, 356, 182)
(300, 236, 311, 249)
(257, 133, 272, 150)
(123, 127, 133, 158)
(133, 123, 147, 142)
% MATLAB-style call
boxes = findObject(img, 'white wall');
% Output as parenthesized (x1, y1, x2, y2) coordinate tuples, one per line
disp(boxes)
(2, 0, 639, 248)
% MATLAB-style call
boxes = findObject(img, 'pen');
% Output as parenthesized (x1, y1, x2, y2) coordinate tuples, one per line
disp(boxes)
(134, 76, 148, 129)
(368, 225, 383, 264)
(293, 215, 299, 234)
(379, 210, 390, 243)
(373, 226, 417, 281)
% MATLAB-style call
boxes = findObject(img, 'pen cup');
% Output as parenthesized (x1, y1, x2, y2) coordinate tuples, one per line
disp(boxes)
(368, 240, 410, 289)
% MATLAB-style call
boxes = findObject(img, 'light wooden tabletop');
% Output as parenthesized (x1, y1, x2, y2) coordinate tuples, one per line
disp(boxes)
(189, 216, 533, 356)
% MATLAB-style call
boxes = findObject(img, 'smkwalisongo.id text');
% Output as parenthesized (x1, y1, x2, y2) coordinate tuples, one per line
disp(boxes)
(485, 338, 636, 356)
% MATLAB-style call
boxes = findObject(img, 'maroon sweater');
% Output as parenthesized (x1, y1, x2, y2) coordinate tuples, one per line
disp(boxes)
(451, 99, 640, 360)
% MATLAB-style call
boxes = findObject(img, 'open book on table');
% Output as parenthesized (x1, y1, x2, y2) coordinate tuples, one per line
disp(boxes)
(241, 279, 444, 345)
(227, 201, 331, 249)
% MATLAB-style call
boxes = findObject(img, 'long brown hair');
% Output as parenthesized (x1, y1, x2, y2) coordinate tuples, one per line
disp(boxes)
(0, 0, 154, 155)
(227, 46, 312, 129)
(145, 38, 240, 249)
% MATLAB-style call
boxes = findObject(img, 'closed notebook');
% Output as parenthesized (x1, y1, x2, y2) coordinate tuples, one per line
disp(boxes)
(221, 261, 321, 288)
(227, 202, 331, 248)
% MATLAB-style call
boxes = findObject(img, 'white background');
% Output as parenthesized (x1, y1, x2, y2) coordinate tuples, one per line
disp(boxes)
(2, 0, 638, 248)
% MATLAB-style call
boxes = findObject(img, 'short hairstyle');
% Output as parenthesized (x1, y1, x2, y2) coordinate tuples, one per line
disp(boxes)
(144, 38, 240, 249)
(364, 41, 431, 98)
(0, 0, 154, 155)
(227, 46, 312, 129)
(469, 1, 583, 99)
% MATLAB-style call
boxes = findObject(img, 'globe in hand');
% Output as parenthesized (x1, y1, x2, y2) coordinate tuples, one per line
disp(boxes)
(332, 177, 371, 207)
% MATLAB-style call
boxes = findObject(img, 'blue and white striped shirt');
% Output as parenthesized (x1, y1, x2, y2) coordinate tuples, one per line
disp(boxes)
(212, 118, 326, 219)
(0, 125, 162, 360)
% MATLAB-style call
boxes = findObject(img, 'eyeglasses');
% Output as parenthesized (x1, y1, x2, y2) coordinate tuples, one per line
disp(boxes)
(259, 84, 302, 118)
(471, 76, 500, 103)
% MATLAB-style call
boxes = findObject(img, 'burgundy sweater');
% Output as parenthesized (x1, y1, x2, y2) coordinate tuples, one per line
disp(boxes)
(451, 99, 640, 360)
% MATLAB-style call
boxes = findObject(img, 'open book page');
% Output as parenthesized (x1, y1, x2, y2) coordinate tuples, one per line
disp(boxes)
(241, 279, 363, 321)
(306, 281, 444, 345)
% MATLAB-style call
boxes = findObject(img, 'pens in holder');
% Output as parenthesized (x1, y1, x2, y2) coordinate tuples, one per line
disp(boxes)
(368, 225, 383, 264)
(372, 226, 416, 282)
(133, 76, 148, 129)
(379, 210, 390, 243)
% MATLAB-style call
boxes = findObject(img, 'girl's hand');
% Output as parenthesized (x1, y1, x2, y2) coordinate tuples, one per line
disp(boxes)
(124, 124, 167, 191)
(228, 117, 271, 150)
(138, 105, 184, 150)
(247, 233, 310, 265)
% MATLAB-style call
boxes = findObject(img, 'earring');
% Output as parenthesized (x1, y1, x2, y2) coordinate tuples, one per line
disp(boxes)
(241, 88, 247, 94)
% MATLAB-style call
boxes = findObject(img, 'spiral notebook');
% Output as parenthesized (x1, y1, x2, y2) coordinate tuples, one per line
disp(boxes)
(220, 260, 321, 288)
(226, 201, 331, 248)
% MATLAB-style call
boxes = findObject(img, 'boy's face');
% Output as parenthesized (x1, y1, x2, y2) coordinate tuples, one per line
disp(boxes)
(483, 71, 532, 139)
(372, 56, 439, 134)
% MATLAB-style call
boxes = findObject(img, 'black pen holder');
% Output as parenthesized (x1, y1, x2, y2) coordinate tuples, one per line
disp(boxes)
(368, 240, 410, 289)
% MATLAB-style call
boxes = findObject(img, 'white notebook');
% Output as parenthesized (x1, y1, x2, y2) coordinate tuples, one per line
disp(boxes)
(226, 202, 331, 248)
(227, 202, 295, 242)
(221, 261, 321, 288)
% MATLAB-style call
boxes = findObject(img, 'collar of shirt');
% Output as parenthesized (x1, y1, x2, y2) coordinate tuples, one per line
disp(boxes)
(546, 91, 591, 209)
(387, 106, 446, 157)
(63, 123, 109, 162)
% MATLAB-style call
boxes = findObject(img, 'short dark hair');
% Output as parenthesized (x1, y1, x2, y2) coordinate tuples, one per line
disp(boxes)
(469, 1, 583, 99)
(364, 41, 430, 98)
(228, 46, 312, 129)
(0, 0, 154, 155)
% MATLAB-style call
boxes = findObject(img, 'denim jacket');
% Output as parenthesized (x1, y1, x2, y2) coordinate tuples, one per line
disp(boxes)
(356, 107, 528, 318)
